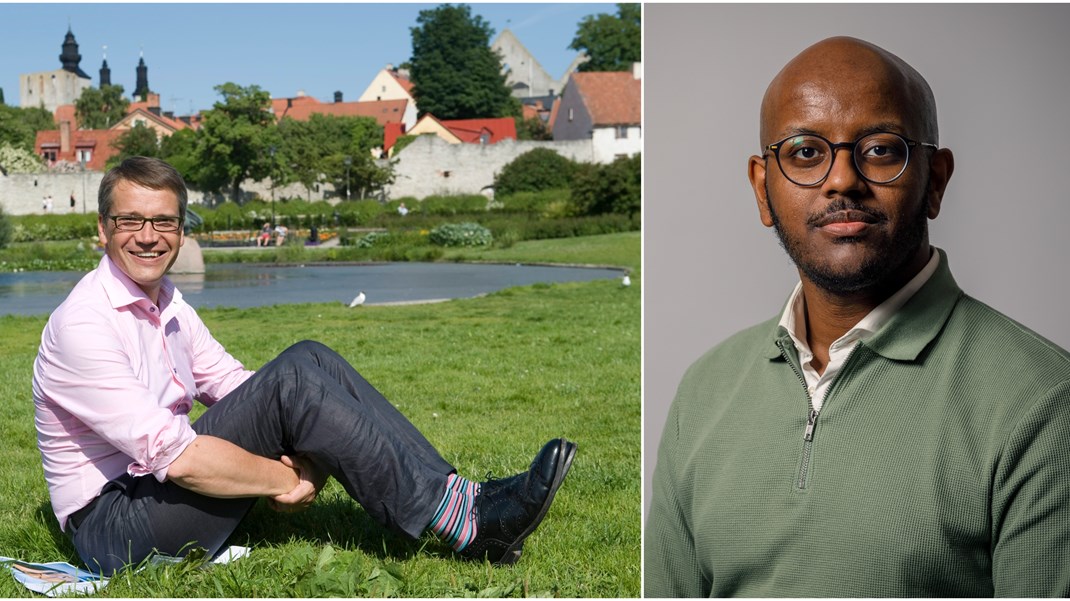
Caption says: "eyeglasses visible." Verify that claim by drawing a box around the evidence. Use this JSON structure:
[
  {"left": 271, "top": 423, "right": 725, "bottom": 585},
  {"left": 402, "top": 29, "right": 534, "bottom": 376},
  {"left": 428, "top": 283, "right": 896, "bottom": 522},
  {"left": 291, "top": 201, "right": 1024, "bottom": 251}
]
[
  {"left": 765, "top": 132, "right": 937, "bottom": 187},
  {"left": 108, "top": 214, "right": 184, "bottom": 233}
]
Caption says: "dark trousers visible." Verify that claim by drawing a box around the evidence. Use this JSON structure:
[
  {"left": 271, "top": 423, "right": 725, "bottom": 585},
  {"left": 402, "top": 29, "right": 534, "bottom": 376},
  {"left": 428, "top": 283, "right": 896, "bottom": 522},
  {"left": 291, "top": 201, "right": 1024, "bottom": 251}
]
[{"left": 67, "top": 340, "right": 454, "bottom": 574}]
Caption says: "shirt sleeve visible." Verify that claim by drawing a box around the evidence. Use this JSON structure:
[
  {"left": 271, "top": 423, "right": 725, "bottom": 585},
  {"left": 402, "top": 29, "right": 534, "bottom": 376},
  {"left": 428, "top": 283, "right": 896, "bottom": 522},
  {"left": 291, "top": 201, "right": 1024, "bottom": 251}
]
[
  {"left": 179, "top": 308, "right": 254, "bottom": 405},
  {"left": 644, "top": 398, "right": 710, "bottom": 598},
  {"left": 36, "top": 310, "right": 196, "bottom": 482},
  {"left": 991, "top": 379, "right": 1070, "bottom": 596}
]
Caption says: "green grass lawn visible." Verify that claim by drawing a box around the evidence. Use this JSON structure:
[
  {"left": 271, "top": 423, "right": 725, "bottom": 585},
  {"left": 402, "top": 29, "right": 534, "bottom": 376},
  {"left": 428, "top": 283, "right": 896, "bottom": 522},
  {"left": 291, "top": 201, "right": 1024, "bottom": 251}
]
[{"left": 0, "top": 233, "right": 640, "bottom": 597}]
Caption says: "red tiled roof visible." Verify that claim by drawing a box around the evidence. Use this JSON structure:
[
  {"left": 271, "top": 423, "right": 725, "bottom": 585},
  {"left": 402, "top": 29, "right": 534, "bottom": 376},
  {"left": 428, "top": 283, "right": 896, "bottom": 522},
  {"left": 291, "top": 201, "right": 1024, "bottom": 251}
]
[
  {"left": 439, "top": 117, "right": 517, "bottom": 144},
  {"left": 390, "top": 71, "right": 415, "bottom": 95},
  {"left": 272, "top": 97, "right": 408, "bottom": 127},
  {"left": 54, "top": 105, "right": 78, "bottom": 129},
  {"left": 383, "top": 122, "right": 406, "bottom": 151},
  {"left": 35, "top": 128, "right": 125, "bottom": 171},
  {"left": 548, "top": 97, "right": 561, "bottom": 130},
  {"left": 570, "top": 71, "right": 641, "bottom": 126}
]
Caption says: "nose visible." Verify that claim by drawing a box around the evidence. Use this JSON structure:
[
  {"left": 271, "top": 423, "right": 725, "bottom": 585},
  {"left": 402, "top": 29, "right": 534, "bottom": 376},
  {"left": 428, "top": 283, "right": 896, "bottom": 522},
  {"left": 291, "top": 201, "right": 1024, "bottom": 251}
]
[
  {"left": 821, "top": 147, "right": 867, "bottom": 197},
  {"left": 132, "top": 223, "right": 159, "bottom": 244}
]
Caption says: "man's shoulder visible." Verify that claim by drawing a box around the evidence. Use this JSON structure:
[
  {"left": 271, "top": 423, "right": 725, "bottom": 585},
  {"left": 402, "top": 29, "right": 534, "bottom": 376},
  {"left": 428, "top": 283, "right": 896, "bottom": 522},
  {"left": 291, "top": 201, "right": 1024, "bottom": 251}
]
[
  {"left": 950, "top": 293, "right": 1070, "bottom": 376},
  {"left": 678, "top": 315, "right": 780, "bottom": 389}
]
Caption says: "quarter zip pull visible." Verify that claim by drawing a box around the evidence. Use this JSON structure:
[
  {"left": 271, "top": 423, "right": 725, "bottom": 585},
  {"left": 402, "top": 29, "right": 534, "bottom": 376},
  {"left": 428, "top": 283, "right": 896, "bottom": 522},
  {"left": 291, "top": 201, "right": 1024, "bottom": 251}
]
[{"left": 803, "top": 408, "right": 818, "bottom": 441}]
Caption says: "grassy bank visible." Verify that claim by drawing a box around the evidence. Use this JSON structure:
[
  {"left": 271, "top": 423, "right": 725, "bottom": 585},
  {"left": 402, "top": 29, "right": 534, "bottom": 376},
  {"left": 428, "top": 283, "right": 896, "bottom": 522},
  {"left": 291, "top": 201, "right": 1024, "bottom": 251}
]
[{"left": 0, "top": 234, "right": 640, "bottom": 597}]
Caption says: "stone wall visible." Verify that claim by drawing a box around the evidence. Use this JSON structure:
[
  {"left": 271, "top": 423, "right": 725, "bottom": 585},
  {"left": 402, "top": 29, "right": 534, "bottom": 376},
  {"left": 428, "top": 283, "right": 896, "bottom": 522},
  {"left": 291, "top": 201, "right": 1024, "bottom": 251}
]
[
  {"left": 0, "top": 136, "right": 598, "bottom": 215},
  {"left": 386, "top": 135, "right": 595, "bottom": 200}
]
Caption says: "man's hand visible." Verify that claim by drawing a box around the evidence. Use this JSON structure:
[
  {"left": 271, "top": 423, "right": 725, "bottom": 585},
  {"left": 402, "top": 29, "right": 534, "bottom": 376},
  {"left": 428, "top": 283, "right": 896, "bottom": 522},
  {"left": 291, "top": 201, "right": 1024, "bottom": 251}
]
[{"left": 268, "top": 454, "right": 328, "bottom": 513}]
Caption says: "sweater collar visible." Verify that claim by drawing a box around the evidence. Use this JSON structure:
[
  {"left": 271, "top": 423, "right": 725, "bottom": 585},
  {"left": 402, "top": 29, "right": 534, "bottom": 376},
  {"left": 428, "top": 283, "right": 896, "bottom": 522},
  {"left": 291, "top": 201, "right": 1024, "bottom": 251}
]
[{"left": 764, "top": 247, "right": 963, "bottom": 362}]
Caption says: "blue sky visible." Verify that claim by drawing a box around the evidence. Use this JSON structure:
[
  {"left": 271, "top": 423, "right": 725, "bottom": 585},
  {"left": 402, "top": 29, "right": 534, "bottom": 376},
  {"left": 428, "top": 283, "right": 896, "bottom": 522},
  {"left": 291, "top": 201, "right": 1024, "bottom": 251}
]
[{"left": 1, "top": 2, "right": 612, "bottom": 114}]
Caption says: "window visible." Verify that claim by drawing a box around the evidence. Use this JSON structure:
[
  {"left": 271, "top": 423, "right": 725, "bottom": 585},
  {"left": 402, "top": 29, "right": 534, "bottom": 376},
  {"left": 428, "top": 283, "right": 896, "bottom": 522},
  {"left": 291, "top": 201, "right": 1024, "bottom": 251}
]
[
  {"left": 615, "top": 126, "right": 628, "bottom": 139},
  {"left": 42, "top": 150, "right": 57, "bottom": 162},
  {"left": 480, "top": 132, "right": 491, "bottom": 145},
  {"left": 568, "top": 108, "right": 574, "bottom": 122},
  {"left": 76, "top": 149, "right": 92, "bottom": 164}
]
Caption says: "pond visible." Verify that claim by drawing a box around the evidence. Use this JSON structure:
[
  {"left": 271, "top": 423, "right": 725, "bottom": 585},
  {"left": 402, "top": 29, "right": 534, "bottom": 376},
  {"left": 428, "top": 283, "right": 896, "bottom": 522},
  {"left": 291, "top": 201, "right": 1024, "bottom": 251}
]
[{"left": 0, "top": 262, "right": 626, "bottom": 317}]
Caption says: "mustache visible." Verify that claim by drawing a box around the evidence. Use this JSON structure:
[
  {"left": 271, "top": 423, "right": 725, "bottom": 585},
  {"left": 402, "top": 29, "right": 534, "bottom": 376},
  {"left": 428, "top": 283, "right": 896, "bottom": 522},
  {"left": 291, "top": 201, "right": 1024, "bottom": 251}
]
[{"left": 806, "top": 199, "right": 887, "bottom": 228}]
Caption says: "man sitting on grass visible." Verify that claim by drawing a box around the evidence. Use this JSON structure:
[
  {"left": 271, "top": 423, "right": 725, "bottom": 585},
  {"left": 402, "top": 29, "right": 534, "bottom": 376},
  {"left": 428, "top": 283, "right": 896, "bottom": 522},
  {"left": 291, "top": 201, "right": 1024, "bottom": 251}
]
[{"left": 32, "top": 156, "right": 576, "bottom": 574}]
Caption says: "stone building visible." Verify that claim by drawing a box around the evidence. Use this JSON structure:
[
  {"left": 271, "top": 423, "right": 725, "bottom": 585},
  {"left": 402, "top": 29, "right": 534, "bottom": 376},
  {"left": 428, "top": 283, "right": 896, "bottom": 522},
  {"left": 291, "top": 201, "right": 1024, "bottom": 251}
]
[{"left": 19, "top": 28, "right": 93, "bottom": 112}]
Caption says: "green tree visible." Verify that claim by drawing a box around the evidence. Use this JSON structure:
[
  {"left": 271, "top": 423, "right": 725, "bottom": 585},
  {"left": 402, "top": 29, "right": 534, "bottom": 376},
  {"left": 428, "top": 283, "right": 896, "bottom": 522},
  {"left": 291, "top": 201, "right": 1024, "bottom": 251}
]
[
  {"left": 514, "top": 116, "right": 552, "bottom": 141},
  {"left": 0, "top": 142, "right": 46, "bottom": 173},
  {"left": 107, "top": 122, "right": 160, "bottom": 169},
  {"left": 409, "top": 4, "right": 514, "bottom": 120},
  {"left": 570, "top": 153, "right": 641, "bottom": 217},
  {"left": 0, "top": 104, "right": 56, "bottom": 152},
  {"left": 570, "top": 3, "right": 641, "bottom": 72},
  {"left": 0, "top": 203, "right": 11, "bottom": 250},
  {"left": 159, "top": 128, "right": 199, "bottom": 182},
  {"left": 75, "top": 85, "right": 130, "bottom": 129},
  {"left": 190, "top": 83, "right": 276, "bottom": 202}
]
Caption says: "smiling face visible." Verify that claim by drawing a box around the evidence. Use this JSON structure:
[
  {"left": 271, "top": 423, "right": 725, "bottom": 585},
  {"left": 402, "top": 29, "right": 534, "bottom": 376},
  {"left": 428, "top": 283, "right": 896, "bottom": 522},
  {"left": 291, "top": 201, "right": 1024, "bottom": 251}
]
[
  {"left": 97, "top": 180, "right": 184, "bottom": 304},
  {"left": 748, "top": 37, "right": 954, "bottom": 296}
]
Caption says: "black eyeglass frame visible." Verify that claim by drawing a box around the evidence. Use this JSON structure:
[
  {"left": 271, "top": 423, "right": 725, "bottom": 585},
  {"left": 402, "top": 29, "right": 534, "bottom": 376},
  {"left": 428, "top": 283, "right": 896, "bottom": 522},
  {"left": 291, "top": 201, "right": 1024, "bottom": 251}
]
[
  {"left": 765, "top": 132, "right": 938, "bottom": 187},
  {"left": 107, "top": 214, "right": 185, "bottom": 233}
]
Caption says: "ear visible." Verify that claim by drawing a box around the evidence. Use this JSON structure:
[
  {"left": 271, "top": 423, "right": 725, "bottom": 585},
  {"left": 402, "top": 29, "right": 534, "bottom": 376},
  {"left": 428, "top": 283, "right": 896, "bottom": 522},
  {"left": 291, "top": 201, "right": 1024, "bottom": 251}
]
[
  {"left": 97, "top": 215, "right": 108, "bottom": 247},
  {"left": 925, "top": 148, "right": 954, "bottom": 219},
  {"left": 748, "top": 154, "right": 775, "bottom": 228}
]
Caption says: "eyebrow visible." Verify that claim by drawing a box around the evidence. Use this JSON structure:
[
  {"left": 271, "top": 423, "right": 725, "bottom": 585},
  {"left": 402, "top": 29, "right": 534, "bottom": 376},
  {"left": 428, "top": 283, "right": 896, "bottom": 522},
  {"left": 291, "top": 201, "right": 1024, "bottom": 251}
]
[{"left": 776, "top": 122, "right": 910, "bottom": 141}]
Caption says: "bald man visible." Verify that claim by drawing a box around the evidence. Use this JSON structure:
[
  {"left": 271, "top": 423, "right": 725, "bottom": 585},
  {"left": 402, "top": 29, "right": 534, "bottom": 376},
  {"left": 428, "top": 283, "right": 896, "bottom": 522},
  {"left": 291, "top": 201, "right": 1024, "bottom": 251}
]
[{"left": 644, "top": 37, "right": 1070, "bottom": 597}]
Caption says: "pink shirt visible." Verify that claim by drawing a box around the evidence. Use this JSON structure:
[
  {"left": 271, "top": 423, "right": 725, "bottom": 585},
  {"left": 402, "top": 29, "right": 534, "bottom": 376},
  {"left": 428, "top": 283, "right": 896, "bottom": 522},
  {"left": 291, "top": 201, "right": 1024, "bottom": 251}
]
[{"left": 32, "top": 256, "right": 254, "bottom": 530}]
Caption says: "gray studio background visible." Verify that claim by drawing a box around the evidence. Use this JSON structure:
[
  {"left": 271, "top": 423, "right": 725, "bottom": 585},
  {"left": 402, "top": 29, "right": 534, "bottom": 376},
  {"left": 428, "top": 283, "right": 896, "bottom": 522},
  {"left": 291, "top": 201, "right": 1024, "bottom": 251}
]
[{"left": 644, "top": 4, "right": 1070, "bottom": 520}]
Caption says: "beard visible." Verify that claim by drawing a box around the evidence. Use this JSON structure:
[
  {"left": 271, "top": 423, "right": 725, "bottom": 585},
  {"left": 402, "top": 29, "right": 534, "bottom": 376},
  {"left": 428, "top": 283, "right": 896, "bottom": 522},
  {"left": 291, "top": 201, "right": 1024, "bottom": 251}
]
[{"left": 766, "top": 180, "right": 930, "bottom": 295}]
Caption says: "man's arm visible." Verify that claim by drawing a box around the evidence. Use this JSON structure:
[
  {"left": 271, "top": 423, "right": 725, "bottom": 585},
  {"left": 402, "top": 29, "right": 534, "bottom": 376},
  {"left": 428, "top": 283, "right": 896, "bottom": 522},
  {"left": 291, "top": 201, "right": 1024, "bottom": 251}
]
[
  {"left": 165, "top": 435, "right": 300, "bottom": 498},
  {"left": 644, "top": 400, "right": 709, "bottom": 597},
  {"left": 991, "top": 380, "right": 1070, "bottom": 596}
]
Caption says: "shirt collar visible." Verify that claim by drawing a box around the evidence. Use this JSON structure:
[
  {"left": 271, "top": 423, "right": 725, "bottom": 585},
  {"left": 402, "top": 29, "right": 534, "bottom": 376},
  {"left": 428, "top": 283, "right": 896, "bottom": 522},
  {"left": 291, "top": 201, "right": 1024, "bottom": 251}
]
[
  {"left": 766, "top": 247, "right": 962, "bottom": 361},
  {"left": 98, "top": 255, "right": 183, "bottom": 317}
]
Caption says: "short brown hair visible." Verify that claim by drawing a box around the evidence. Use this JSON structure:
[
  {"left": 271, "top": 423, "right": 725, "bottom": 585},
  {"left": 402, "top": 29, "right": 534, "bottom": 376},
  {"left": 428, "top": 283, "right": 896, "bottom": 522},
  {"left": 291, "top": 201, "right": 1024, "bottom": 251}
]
[{"left": 98, "top": 157, "right": 188, "bottom": 219}]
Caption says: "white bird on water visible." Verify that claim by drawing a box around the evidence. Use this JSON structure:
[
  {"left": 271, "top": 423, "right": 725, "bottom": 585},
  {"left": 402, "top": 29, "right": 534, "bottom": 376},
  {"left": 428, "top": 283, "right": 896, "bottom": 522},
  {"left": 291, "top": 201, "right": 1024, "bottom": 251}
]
[
  {"left": 621, "top": 275, "right": 631, "bottom": 287},
  {"left": 348, "top": 291, "right": 366, "bottom": 307}
]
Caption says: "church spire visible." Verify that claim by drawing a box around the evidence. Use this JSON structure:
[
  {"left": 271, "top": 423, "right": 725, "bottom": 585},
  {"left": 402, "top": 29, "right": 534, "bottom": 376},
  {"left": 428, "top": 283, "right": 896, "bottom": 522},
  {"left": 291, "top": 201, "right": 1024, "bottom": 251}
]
[
  {"left": 99, "top": 45, "right": 111, "bottom": 87},
  {"left": 59, "top": 26, "right": 90, "bottom": 79},
  {"left": 134, "top": 47, "right": 150, "bottom": 101}
]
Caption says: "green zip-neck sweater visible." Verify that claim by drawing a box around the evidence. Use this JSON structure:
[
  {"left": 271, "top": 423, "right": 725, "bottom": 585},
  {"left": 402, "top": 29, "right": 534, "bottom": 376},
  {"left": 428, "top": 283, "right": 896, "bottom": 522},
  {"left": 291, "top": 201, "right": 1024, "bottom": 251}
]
[{"left": 645, "top": 250, "right": 1070, "bottom": 597}]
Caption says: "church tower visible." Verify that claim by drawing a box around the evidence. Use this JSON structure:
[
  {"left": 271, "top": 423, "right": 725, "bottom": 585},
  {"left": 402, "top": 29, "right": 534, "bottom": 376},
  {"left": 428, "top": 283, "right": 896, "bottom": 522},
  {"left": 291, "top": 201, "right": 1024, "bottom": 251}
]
[
  {"left": 99, "top": 46, "right": 111, "bottom": 87},
  {"left": 134, "top": 51, "right": 150, "bottom": 101},
  {"left": 59, "top": 27, "right": 90, "bottom": 78}
]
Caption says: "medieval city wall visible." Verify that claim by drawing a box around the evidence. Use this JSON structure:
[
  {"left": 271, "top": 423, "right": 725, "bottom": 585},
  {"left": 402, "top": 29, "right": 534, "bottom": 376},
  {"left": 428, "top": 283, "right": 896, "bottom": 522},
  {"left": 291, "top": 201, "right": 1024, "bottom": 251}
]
[{"left": 0, "top": 137, "right": 596, "bottom": 215}]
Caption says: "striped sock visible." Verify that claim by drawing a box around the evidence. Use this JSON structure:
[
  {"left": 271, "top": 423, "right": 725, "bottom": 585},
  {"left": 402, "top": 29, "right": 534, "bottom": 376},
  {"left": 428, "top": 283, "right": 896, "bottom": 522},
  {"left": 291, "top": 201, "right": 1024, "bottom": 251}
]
[{"left": 428, "top": 473, "right": 480, "bottom": 552}]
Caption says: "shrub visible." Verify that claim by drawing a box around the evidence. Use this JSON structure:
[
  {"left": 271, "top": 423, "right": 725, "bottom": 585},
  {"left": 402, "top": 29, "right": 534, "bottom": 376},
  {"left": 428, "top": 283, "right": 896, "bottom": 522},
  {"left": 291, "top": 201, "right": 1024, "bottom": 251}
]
[
  {"left": 570, "top": 153, "right": 641, "bottom": 217},
  {"left": 0, "top": 205, "right": 11, "bottom": 249},
  {"left": 428, "top": 222, "right": 493, "bottom": 247},
  {"left": 494, "top": 148, "right": 579, "bottom": 197},
  {"left": 356, "top": 231, "right": 391, "bottom": 248},
  {"left": 494, "top": 188, "right": 571, "bottom": 215},
  {"left": 420, "top": 195, "right": 488, "bottom": 216},
  {"left": 9, "top": 213, "right": 98, "bottom": 242}
]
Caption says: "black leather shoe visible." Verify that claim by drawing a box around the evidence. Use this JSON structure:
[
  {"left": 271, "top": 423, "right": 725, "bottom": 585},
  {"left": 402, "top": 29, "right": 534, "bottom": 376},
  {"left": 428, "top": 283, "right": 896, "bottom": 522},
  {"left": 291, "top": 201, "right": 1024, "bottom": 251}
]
[{"left": 459, "top": 438, "right": 577, "bottom": 565}]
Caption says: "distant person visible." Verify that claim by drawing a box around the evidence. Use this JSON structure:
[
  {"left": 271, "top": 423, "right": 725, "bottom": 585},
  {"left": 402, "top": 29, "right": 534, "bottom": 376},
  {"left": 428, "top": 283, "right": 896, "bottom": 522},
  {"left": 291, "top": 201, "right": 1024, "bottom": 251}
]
[
  {"left": 32, "top": 157, "right": 576, "bottom": 574},
  {"left": 307, "top": 225, "right": 319, "bottom": 246},
  {"left": 398, "top": 202, "right": 409, "bottom": 216},
  {"left": 274, "top": 223, "right": 288, "bottom": 246},
  {"left": 256, "top": 223, "right": 271, "bottom": 247},
  {"left": 70, "top": 192, "right": 77, "bottom": 212}
]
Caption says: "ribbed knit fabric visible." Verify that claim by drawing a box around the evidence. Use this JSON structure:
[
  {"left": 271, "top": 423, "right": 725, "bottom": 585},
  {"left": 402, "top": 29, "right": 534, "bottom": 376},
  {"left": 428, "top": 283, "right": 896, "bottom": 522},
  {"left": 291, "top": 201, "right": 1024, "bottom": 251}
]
[
  {"left": 428, "top": 473, "right": 479, "bottom": 552},
  {"left": 645, "top": 249, "right": 1070, "bottom": 597}
]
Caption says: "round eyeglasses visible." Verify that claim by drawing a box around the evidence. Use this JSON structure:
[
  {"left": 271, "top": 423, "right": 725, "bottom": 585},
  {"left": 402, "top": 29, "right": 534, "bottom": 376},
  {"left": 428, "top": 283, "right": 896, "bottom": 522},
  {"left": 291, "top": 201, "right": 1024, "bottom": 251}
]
[
  {"left": 765, "top": 132, "right": 937, "bottom": 187},
  {"left": 108, "top": 215, "right": 184, "bottom": 233}
]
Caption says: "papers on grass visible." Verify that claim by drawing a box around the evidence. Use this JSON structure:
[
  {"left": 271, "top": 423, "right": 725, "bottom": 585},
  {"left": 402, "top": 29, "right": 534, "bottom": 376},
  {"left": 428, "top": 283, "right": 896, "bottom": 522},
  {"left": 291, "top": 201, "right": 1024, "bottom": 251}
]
[{"left": 1, "top": 545, "right": 249, "bottom": 597}]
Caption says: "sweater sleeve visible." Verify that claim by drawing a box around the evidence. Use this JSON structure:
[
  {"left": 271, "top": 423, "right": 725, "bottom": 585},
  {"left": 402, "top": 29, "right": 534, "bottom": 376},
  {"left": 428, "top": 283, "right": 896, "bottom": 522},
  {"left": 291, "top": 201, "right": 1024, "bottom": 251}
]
[
  {"left": 645, "top": 397, "right": 709, "bottom": 597},
  {"left": 991, "top": 379, "right": 1070, "bottom": 597}
]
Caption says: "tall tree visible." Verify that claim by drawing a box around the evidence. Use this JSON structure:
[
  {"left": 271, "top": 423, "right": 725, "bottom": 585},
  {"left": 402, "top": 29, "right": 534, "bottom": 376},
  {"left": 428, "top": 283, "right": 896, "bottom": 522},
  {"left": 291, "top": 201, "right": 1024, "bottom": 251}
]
[
  {"left": 75, "top": 85, "right": 130, "bottom": 129},
  {"left": 191, "top": 83, "right": 277, "bottom": 202},
  {"left": 0, "top": 104, "right": 56, "bottom": 152},
  {"left": 409, "top": 4, "right": 513, "bottom": 120},
  {"left": 107, "top": 122, "right": 160, "bottom": 169},
  {"left": 570, "top": 3, "right": 642, "bottom": 72}
]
